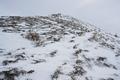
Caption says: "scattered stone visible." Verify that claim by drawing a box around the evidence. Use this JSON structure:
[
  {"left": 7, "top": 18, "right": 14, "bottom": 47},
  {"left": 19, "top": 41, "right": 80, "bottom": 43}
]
[
  {"left": 2, "top": 59, "right": 18, "bottom": 66},
  {"left": 0, "top": 68, "right": 34, "bottom": 80},
  {"left": 32, "top": 59, "right": 46, "bottom": 64},
  {"left": 49, "top": 50, "right": 57, "bottom": 57},
  {"left": 51, "top": 69, "right": 63, "bottom": 80}
]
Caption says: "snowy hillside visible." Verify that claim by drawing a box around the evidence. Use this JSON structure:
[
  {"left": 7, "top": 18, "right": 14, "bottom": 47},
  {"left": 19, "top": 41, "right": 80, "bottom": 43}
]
[{"left": 0, "top": 14, "right": 120, "bottom": 80}]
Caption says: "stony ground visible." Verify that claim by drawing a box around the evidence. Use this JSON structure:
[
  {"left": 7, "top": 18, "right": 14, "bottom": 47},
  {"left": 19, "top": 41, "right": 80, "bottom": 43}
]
[{"left": 0, "top": 14, "right": 120, "bottom": 80}]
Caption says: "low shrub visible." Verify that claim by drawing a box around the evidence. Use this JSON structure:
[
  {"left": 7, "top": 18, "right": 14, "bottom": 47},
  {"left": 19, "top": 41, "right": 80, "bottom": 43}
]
[{"left": 25, "top": 32, "right": 40, "bottom": 41}]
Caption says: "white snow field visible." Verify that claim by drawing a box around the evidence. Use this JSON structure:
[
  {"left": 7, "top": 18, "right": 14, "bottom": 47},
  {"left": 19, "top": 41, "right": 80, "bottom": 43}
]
[{"left": 0, "top": 14, "right": 120, "bottom": 80}]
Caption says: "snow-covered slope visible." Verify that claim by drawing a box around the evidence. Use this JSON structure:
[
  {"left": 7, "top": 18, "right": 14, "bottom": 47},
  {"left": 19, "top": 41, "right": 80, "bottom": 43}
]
[{"left": 0, "top": 14, "right": 120, "bottom": 80}]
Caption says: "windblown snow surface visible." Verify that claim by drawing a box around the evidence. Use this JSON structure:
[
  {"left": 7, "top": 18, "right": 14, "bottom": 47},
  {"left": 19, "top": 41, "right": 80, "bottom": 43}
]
[{"left": 0, "top": 14, "right": 120, "bottom": 80}]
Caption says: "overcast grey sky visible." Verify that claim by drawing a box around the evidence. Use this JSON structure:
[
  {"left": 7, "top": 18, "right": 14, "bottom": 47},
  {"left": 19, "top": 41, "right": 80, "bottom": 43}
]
[{"left": 0, "top": 0, "right": 120, "bottom": 34}]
